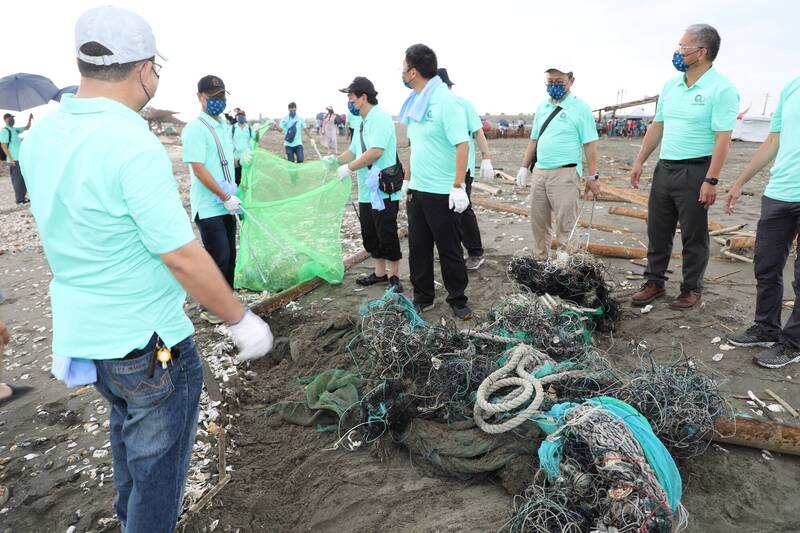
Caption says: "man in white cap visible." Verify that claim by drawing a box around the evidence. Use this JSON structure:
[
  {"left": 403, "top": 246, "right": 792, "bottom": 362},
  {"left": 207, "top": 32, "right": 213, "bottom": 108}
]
[
  {"left": 19, "top": 7, "right": 273, "bottom": 532},
  {"left": 516, "top": 62, "right": 600, "bottom": 258}
]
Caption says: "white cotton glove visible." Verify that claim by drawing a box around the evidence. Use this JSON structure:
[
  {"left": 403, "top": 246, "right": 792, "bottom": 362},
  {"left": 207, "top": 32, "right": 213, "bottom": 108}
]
[
  {"left": 241, "top": 149, "right": 254, "bottom": 167},
  {"left": 223, "top": 195, "right": 241, "bottom": 213},
  {"left": 337, "top": 164, "right": 352, "bottom": 179},
  {"left": 516, "top": 166, "right": 530, "bottom": 187},
  {"left": 449, "top": 185, "right": 470, "bottom": 213},
  {"left": 323, "top": 154, "right": 337, "bottom": 164},
  {"left": 400, "top": 180, "right": 410, "bottom": 202},
  {"left": 228, "top": 309, "right": 274, "bottom": 362},
  {"left": 479, "top": 159, "right": 494, "bottom": 181}
]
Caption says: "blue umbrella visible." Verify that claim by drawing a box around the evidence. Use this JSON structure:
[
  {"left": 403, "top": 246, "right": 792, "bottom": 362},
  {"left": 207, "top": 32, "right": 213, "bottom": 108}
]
[
  {"left": 53, "top": 85, "right": 79, "bottom": 102},
  {"left": 0, "top": 73, "right": 59, "bottom": 111}
]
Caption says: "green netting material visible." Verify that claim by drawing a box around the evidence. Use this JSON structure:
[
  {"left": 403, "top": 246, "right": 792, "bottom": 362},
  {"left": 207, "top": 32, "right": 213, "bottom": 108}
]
[{"left": 234, "top": 149, "right": 352, "bottom": 292}]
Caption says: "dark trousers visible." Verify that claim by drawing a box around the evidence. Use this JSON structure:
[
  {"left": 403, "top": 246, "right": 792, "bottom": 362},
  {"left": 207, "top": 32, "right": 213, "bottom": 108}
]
[
  {"left": 457, "top": 171, "right": 484, "bottom": 257},
  {"left": 9, "top": 162, "right": 27, "bottom": 203},
  {"left": 195, "top": 214, "right": 237, "bottom": 288},
  {"left": 645, "top": 157, "right": 711, "bottom": 292},
  {"left": 407, "top": 189, "right": 468, "bottom": 307},
  {"left": 285, "top": 145, "right": 304, "bottom": 163},
  {"left": 234, "top": 164, "right": 242, "bottom": 186},
  {"left": 753, "top": 196, "right": 800, "bottom": 347},
  {"left": 359, "top": 200, "right": 402, "bottom": 261}
]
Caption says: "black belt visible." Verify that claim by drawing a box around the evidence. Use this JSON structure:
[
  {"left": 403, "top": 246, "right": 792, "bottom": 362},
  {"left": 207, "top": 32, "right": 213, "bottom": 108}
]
[
  {"left": 123, "top": 333, "right": 160, "bottom": 360},
  {"left": 560, "top": 163, "right": 577, "bottom": 168},
  {"left": 660, "top": 156, "right": 711, "bottom": 165}
]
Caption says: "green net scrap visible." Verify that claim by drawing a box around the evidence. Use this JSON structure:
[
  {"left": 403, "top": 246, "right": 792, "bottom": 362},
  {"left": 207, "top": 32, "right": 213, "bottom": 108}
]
[{"left": 234, "top": 149, "right": 352, "bottom": 292}]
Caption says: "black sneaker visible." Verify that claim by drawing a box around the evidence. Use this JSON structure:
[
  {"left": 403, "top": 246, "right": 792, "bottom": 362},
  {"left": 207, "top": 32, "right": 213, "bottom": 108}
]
[
  {"left": 728, "top": 323, "right": 779, "bottom": 348},
  {"left": 465, "top": 256, "right": 485, "bottom": 271},
  {"left": 451, "top": 304, "right": 473, "bottom": 321},
  {"left": 753, "top": 342, "right": 800, "bottom": 369},
  {"left": 388, "top": 276, "right": 403, "bottom": 293},
  {"left": 356, "top": 273, "right": 388, "bottom": 286},
  {"left": 414, "top": 301, "right": 435, "bottom": 314}
]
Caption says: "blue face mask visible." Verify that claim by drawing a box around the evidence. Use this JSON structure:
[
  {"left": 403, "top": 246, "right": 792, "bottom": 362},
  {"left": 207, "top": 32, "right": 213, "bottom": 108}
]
[
  {"left": 289, "top": 110, "right": 296, "bottom": 118},
  {"left": 546, "top": 83, "right": 567, "bottom": 100},
  {"left": 206, "top": 98, "right": 226, "bottom": 116},
  {"left": 672, "top": 51, "right": 689, "bottom": 72},
  {"left": 402, "top": 73, "right": 412, "bottom": 89},
  {"left": 347, "top": 100, "right": 360, "bottom": 116},
  {"left": 237, "top": 115, "right": 246, "bottom": 124}
]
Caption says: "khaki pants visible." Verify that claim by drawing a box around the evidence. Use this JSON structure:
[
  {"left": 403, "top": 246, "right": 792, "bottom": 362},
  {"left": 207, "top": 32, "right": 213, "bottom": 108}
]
[{"left": 529, "top": 167, "right": 580, "bottom": 258}]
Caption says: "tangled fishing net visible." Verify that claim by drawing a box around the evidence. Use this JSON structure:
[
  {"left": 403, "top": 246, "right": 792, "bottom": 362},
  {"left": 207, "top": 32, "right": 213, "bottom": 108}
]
[
  {"left": 234, "top": 149, "right": 352, "bottom": 292},
  {"left": 508, "top": 398, "right": 688, "bottom": 533},
  {"left": 509, "top": 253, "right": 621, "bottom": 330}
]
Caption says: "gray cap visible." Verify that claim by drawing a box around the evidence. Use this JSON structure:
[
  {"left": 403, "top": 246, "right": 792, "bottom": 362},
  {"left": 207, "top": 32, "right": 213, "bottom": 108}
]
[{"left": 75, "top": 6, "right": 166, "bottom": 66}]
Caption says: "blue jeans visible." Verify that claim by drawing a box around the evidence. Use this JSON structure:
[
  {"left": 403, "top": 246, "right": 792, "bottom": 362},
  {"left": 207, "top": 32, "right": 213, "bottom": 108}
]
[
  {"left": 285, "top": 144, "right": 304, "bottom": 163},
  {"left": 93, "top": 335, "right": 203, "bottom": 533}
]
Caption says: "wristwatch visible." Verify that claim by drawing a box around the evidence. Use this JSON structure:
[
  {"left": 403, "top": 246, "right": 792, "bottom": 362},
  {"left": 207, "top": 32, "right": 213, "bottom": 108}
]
[
  {"left": 704, "top": 177, "right": 719, "bottom": 185},
  {"left": 587, "top": 174, "right": 599, "bottom": 181}
]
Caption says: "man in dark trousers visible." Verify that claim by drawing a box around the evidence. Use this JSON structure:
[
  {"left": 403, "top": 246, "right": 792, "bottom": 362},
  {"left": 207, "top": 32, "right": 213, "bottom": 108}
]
[
  {"left": 398, "top": 44, "right": 472, "bottom": 319},
  {"left": 725, "top": 75, "right": 800, "bottom": 369},
  {"left": 630, "top": 24, "right": 739, "bottom": 310},
  {"left": 181, "top": 75, "right": 241, "bottom": 324},
  {"left": 1, "top": 112, "right": 33, "bottom": 204}
]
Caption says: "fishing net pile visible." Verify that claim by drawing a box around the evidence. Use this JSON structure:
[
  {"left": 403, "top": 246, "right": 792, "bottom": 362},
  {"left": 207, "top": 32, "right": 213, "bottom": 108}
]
[
  {"left": 234, "top": 149, "right": 351, "bottom": 292},
  {"left": 508, "top": 253, "right": 621, "bottom": 330},
  {"left": 269, "top": 255, "right": 731, "bottom": 531}
]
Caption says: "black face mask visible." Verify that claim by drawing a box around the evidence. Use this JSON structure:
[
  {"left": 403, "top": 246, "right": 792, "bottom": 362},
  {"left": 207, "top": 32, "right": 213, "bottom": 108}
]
[
  {"left": 6, "top": 119, "right": 14, "bottom": 127},
  {"left": 138, "top": 68, "right": 154, "bottom": 112}
]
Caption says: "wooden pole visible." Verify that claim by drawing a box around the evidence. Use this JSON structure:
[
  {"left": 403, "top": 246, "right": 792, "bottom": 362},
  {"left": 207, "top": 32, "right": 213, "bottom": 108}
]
[
  {"left": 609, "top": 206, "right": 648, "bottom": 221},
  {"left": 601, "top": 184, "right": 650, "bottom": 207},
  {"left": 251, "top": 228, "right": 408, "bottom": 317},
  {"left": 725, "top": 236, "right": 757, "bottom": 250},
  {"left": 712, "top": 416, "right": 800, "bottom": 456},
  {"left": 471, "top": 181, "right": 501, "bottom": 195},
  {"left": 608, "top": 206, "right": 728, "bottom": 231},
  {"left": 470, "top": 196, "right": 632, "bottom": 234}
]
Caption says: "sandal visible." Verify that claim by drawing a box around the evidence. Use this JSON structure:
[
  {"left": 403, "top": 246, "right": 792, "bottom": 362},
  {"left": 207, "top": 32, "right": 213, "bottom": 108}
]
[
  {"left": 0, "top": 384, "right": 33, "bottom": 407},
  {"left": 356, "top": 273, "right": 388, "bottom": 287}
]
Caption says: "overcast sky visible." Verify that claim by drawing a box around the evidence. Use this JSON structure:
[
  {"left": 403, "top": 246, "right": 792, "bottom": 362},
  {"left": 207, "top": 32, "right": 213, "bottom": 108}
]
[{"left": 4, "top": 0, "right": 798, "bottom": 122}]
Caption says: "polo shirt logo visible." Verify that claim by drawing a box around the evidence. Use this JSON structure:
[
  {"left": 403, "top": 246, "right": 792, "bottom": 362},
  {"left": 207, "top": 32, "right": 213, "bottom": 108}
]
[
  {"left": 424, "top": 109, "right": 433, "bottom": 121},
  {"left": 693, "top": 94, "right": 706, "bottom": 105},
  {"left": 559, "top": 112, "right": 568, "bottom": 120}
]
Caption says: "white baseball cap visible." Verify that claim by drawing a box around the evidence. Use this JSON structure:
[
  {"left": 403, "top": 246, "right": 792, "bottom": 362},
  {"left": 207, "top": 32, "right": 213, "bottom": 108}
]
[{"left": 75, "top": 6, "right": 166, "bottom": 66}]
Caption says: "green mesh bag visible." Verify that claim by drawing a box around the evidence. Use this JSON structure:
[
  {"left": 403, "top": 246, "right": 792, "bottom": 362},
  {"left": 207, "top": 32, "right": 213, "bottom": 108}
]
[{"left": 234, "top": 149, "right": 352, "bottom": 292}]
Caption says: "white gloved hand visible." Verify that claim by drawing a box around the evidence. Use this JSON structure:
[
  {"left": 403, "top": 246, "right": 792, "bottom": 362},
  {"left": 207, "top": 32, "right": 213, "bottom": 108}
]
[
  {"left": 323, "top": 154, "right": 338, "bottom": 164},
  {"left": 337, "top": 164, "right": 352, "bottom": 179},
  {"left": 223, "top": 195, "right": 241, "bottom": 213},
  {"left": 479, "top": 159, "right": 494, "bottom": 181},
  {"left": 228, "top": 309, "right": 273, "bottom": 362},
  {"left": 449, "top": 185, "right": 470, "bottom": 213},
  {"left": 516, "top": 166, "right": 530, "bottom": 187},
  {"left": 400, "top": 181, "right": 410, "bottom": 202},
  {"left": 241, "top": 149, "right": 254, "bottom": 167}
]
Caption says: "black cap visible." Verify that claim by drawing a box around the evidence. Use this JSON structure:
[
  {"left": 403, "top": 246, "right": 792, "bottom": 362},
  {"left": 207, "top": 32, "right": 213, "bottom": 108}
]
[
  {"left": 339, "top": 76, "right": 378, "bottom": 96},
  {"left": 197, "top": 75, "right": 229, "bottom": 95},
  {"left": 437, "top": 68, "right": 454, "bottom": 86},
  {"left": 2, "top": 113, "right": 11, "bottom": 120}
]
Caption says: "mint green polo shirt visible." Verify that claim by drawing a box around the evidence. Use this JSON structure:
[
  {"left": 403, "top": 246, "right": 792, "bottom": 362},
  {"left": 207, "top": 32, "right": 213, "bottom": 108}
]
[
  {"left": 654, "top": 67, "right": 739, "bottom": 160},
  {"left": 406, "top": 83, "right": 470, "bottom": 194},
  {"left": 0, "top": 125, "right": 24, "bottom": 160},
  {"left": 765, "top": 76, "right": 800, "bottom": 202},
  {"left": 18, "top": 95, "right": 195, "bottom": 359},
  {"left": 182, "top": 113, "right": 235, "bottom": 220},
  {"left": 456, "top": 95, "right": 483, "bottom": 175},
  {"left": 347, "top": 112, "right": 361, "bottom": 132},
  {"left": 350, "top": 105, "right": 401, "bottom": 203},
  {"left": 531, "top": 92, "right": 598, "bottom": 176},
  {"left": 279, "top": 115, "right": 306, "bottom": 147},
  {"left": 232, "top": 123, "right": 253, "bottom": 159}
]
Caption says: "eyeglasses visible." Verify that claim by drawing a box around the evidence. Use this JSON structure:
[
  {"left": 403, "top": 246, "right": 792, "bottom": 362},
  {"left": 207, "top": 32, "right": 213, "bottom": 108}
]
[
  {"left": 676, "top": 44, "right": 704, "bottom": 52},
  {"left": 544, "top": 81, "right": 567, "bottom": 86},
  {"left": 151, "top": 61, "right": 162, "bottom": 79}
]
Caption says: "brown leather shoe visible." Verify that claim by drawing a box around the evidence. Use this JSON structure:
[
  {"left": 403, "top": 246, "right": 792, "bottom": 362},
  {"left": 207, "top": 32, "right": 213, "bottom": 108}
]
[
  {"left": 668, "top": 290, "right": 702, "bottom": 310},
  {"left": 631, "top": 281, "right": 666, "bottom": 307}
]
